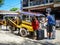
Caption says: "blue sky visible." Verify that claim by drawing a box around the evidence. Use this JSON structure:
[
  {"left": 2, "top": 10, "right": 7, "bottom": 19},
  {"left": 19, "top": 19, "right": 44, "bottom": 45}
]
[{"left": 0, "top": 0, "right": 22, "bottom": 10}]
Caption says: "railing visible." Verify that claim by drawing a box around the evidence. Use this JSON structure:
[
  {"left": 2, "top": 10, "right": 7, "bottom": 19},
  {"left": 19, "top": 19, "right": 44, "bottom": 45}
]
[
  {"left": 30, "top": 0, "right": 54, "bottom": 6},
  {"left": 23, "top": 0, "right": 54, "bottom": 7}
]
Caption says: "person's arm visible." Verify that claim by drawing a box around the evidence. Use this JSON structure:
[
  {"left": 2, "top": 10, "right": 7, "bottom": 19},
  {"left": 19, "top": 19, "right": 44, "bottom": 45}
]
[
  {"left": 40, "top": 18, "right": 48, "bottom": 23},
  {"left": 45, "top": 18, "right": 48, "bottom": 22}
]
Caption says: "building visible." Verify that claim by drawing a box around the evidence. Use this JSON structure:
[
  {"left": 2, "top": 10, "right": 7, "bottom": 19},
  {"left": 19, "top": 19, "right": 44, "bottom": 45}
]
[
  {"left": 23, "top": 0, "right": 53, "bottom": 12},
  {"left": 23, "top": 0, "right": 60, "bottom": 20},
  {"left": 54, "top": 0, "right": 60, "bottom": 20}
]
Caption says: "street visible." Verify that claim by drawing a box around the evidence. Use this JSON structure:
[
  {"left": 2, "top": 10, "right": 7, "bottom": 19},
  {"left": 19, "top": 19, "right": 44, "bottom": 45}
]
[{"left": 0, "top": 29, "right": 60, "bottom": 45}]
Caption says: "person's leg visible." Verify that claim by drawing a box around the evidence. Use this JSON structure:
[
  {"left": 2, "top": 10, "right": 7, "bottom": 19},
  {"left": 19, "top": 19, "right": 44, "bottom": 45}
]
[
  {"left": 36, "top": 30, "right": 39, "bottom": 40},
  {"left": 49, "top": 32, "right": 52, "bottom": 39},
  {"left": 34, "top": 30, "right": 39, "bottom": 40},
  {"left": 33, "top": 30, "right": 37, "bottom": 39},
  {"left": 49, "top": 25, "right": 53, "bottom": 39},
  {"left": 47, "top": 32, "right": 49, "bottom": 38},
  {"left": 47, "top": 26, "right": 49, "bottom": 38}
]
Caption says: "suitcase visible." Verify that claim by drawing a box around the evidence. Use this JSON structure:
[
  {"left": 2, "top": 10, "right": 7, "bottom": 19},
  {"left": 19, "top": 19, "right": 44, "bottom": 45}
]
[
  {"left": 37, "top": 30, "right": 44, "bottom": 40},
  {"left": 52, "top": 26, "right": 56, "bottom": 39}
]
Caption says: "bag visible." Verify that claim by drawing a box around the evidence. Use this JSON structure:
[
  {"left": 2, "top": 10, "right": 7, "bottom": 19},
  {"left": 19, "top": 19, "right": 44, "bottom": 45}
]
[
  {"left": 37, "top": 30, "right": 44, "bottom": 40},
  {"left": 52, "top": 26, "right": 56, "bottom": 39}
]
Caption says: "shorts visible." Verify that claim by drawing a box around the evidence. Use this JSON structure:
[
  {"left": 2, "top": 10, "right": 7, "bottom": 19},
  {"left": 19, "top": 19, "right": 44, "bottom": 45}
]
[{"left": 47, "top": 25, "right": 53, "bottom": 33}]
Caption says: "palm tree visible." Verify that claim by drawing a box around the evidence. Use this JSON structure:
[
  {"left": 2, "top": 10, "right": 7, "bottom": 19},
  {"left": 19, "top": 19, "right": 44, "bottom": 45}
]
[{"left": 0, "top": 0, "right": 4, "bottom": 7}]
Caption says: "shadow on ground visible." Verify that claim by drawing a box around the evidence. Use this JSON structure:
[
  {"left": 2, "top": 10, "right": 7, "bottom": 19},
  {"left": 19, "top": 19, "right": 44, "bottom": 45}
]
[
  {"left": 0, "top": 43, "right": 20, "bottom": 45},
  {"left": 0, "top": 41, "right": 56, "bottom": 45}
]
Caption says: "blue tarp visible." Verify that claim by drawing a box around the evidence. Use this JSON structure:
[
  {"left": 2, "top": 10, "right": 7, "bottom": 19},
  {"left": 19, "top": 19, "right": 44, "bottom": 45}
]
[
  {"left": 4, "top": 14, "right": 17, "bottom": 17},
  {"left": 21, "top": 12, "right": 45, "bottom": 16},
  {"left": 3, "top": 14, "right": 17, "bottom": 19},
  {"left": 3, "top": 12, "right": 45, "bottom": 19}
]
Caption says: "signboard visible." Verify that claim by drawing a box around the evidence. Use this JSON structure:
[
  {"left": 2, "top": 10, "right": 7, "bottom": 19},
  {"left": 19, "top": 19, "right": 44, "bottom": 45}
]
[
  {"left": 54, "top": 4, "right": 60, "bottom": 7},
  {"left": 55, "top": 0, "right": 60, "bottom": 2},
  {"left": 54, "top": 0, "right": 60, "bottom": 7}
]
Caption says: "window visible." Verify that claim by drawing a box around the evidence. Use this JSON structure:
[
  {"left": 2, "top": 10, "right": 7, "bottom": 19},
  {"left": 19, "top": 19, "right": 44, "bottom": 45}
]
[{"left": 23, "top": 0, "right": 28, "bottom": 7}]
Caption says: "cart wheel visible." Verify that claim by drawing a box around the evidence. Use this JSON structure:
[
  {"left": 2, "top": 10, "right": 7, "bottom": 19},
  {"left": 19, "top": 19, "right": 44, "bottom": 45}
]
[{"left": 19, "top": 28, "right": 28, "bottom": 37}]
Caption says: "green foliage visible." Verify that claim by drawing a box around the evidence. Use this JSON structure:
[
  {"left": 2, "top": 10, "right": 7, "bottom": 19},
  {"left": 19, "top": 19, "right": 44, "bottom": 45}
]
[
  {"left": 10, "top": 8, "right": 19, "bottom": 11},
  {"left": 0, "top": 0, "right": 4, "bottom": 7}
]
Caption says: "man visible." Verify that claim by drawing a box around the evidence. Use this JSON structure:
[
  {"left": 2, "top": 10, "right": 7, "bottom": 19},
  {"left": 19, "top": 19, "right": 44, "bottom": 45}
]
[{"left": 46, "top": 13, "right": 55, "bottom": 39}]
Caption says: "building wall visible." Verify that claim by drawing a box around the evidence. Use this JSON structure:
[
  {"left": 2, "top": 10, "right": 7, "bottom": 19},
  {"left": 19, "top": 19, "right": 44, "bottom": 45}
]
[
  {"left": 23, "top": 0, "right": 54, "bottom": 7},
  {"left": 23, "top": 0, "right": 60, "bottom": 20}
]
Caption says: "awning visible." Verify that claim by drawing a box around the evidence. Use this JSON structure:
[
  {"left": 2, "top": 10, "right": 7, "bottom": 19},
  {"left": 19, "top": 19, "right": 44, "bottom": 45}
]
[
  {"left": 21, "top": 11, "right": 45, "bottom": 16},
  {"left": 3, "top": 14, "right": 18, "bottom": 19}
]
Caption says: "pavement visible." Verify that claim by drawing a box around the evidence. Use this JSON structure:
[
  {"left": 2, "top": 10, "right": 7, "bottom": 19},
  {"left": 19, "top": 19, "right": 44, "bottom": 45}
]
[{"left": 0, "top": 27, "right": 60, "bottom": 45}]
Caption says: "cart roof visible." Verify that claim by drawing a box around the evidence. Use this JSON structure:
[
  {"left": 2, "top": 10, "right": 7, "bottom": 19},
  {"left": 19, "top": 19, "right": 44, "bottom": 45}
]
[{"left": 21, "top": 12, "right": 45, "bottom": 17}]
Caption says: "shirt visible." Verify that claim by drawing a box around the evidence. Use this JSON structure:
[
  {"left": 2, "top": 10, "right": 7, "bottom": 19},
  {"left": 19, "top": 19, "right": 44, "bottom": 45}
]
[
  {"left": 32, "top": 19, "right": 39, "bottom": 30},
  {"left": 47, "top": 15, "right": 55, "bottom": 25}
]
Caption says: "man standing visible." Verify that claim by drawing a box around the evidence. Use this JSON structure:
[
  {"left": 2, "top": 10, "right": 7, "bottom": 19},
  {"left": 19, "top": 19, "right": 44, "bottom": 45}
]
[{"left": 46, "top": 13, "right": 55, "bottom": 39}]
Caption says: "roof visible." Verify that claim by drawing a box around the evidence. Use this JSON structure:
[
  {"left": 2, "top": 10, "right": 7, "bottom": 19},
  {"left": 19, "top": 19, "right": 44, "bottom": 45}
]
[
  {"left": 21, "top": 11, "right": 45, "bottom": 16},
  {"left": 0, "top": 10, "right": 45, "bottom": 17},
  {"left": 0, "top": 10, "right": 18, "bottom": 14}
]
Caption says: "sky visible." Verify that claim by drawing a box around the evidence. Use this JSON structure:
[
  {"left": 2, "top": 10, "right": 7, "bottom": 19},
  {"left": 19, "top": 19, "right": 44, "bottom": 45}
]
[{"left": 0, "top": 0, "right": 22, "bottom": 10}]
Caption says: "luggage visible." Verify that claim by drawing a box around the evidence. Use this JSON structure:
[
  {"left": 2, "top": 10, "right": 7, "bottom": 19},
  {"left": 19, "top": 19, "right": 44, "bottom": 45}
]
[
  {"left": 52, "top": 26, "right": 56, "bottom": 39},
  {"left": 37, "top": 30, "right": 44, "bottom": 40}
]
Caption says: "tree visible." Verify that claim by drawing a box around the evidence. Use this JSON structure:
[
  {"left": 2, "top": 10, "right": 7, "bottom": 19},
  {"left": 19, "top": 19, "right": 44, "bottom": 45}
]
[
  {"left": 0, "top": 0, "right": 4, "bottom": 7},
  {"left": 10, "top": 8, "right": 19, "bottom": 11}
]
